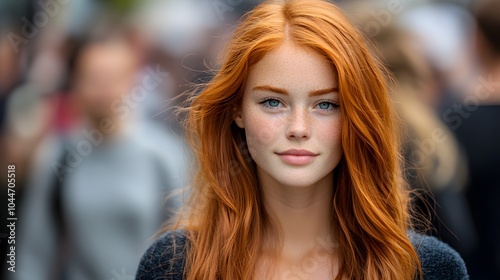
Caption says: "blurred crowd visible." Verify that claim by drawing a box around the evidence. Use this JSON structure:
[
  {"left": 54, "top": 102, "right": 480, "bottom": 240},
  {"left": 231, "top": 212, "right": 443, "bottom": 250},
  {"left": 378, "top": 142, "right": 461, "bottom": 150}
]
[{"left": 0, "top": 0, "right": 499, "bottom": 279}]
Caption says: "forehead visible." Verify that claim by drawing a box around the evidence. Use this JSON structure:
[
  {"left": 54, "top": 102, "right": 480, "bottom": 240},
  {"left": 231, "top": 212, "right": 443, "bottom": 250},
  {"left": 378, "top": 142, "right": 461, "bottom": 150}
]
[
  {"left": 245, "top": 42, "right": 338, "bottom": 92},
  {"left": 78, "top": 42, "right": 136, "bottom": 73}
]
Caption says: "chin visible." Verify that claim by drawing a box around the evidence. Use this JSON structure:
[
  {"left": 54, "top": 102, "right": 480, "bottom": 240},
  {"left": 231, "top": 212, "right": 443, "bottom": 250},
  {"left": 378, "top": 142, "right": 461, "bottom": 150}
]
[
  {"left": 273, "top": 172, "right": 331, "bottom": 188},
  {"left": 280, "top": 181, "right": 320, "bottom": 188},
  {"left": 257, "top": 162, "right": 333, "bottom": 188}
]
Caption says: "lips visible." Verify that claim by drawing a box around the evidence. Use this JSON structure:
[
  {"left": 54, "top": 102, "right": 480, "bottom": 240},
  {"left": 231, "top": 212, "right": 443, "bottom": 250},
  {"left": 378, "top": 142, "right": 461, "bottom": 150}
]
[{"left": 276, "top": 149, "right": 318, "bottom": 165}]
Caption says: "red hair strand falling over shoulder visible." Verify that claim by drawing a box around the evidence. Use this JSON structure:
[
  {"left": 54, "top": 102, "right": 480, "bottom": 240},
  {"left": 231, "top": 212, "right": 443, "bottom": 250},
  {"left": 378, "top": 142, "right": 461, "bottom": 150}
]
[{"left": 170, "top": 0, "right": 422, "bottom": 279}]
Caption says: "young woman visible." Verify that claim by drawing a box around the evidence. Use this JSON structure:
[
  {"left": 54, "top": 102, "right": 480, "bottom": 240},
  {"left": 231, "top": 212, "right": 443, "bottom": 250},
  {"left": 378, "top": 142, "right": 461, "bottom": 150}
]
[{"left": 136, "top": 0, "right": 468, "bottom": 279}]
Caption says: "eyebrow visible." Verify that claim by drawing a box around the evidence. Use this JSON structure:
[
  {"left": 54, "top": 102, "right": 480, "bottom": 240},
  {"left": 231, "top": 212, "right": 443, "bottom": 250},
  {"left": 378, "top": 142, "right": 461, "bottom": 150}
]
[{"left": 252, "top": 85, "right": 339, "bottom": 96}]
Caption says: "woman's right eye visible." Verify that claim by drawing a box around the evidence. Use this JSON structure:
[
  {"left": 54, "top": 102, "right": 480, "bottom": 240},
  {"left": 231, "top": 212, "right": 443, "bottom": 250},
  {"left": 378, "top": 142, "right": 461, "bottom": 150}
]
[{"left": 260, "top": 98, "right": 283, "bottom": 109}]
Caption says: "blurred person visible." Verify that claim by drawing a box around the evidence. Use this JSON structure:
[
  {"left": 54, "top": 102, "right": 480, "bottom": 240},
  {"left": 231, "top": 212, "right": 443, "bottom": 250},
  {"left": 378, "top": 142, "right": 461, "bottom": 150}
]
[
  {"left": 450, "top": 0, "right": 500, "bottom": 278},
  {"left": 129, "top": 0, "right": 224, "bottom": 135},
  {"left": 343, "top": 0, "right": 477, "bottom": 270},
  {"left": 0, "top": 27, "right": 44, "bottom": 271},
  {"left": 137, "top": 1, "right": 467, "bottom": 279},
  {"left": 398, "top": 0, "right": 476, "bottom": 109},
  {"left": 10, "top": 37, "right": 188, "bottom": 280},
  {"left": 0, "top": 84, "right": 57, "bottom": 278},
  {"left": 0, "top": 28, "right": 25, "bottom": 136}
]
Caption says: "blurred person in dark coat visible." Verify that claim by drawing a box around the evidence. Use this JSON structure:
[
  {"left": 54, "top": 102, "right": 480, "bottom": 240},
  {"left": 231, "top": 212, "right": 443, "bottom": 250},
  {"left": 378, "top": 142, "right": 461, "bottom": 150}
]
[
  {"left": 10, "top": 36, "right": 188, "bottom": 280},
  {"left": 451, "top": 0, "right": 500, "bottom": 278},
  {"left": 343, "top": 0, "right": 476, "bottom": 268}
]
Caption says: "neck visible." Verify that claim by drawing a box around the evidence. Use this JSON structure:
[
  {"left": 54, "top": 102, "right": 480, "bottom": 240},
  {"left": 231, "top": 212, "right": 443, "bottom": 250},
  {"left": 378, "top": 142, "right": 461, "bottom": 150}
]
[
  {"left": 259, "top": 169, "right": 336, "bottom": 261},
  {"left": 87, "top": 114, "right": 124, "bottom": 141}
]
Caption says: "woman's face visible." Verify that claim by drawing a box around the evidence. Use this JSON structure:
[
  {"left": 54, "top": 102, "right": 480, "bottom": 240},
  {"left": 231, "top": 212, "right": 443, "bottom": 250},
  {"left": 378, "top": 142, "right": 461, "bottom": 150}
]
[{"left": 234, "top": 42, "right": 343, "bottom": 188}]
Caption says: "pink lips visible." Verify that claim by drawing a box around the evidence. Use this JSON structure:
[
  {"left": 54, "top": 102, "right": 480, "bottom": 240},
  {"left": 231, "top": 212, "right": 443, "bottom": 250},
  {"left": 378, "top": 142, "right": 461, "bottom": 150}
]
[{"left": 276, "top": 149, "right": 318, "bottom": 165}]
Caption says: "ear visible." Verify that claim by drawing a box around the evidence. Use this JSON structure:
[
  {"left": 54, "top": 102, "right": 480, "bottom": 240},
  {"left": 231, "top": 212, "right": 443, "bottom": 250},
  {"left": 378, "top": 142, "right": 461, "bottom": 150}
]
[{"left": 233, "top": 107, "right": 245, "bottom": 128}]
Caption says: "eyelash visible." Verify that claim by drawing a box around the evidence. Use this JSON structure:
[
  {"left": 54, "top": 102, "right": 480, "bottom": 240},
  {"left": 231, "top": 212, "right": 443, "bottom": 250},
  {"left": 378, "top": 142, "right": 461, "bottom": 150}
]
[
  {"left": 259, "top": 98, "right": 284, "bottom": 110},
  {"left": 259, "top": 98, "right": 339, "bottom": 111}
]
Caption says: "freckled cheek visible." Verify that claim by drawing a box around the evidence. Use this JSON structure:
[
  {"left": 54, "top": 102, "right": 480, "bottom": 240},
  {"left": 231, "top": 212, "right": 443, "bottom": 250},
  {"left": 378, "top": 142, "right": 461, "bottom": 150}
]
[
  {"left": 244, "top": 112, "right": 282, "bottom": 153},
  {"left": 318, "top": 118, "right": 342, "bottom": 153}
]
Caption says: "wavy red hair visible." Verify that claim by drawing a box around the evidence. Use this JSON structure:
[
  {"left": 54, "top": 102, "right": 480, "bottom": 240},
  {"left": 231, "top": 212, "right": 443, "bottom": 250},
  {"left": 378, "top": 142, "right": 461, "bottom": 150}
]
[{"left": 169, "top": 0, "right": 422, "bottom": 279}]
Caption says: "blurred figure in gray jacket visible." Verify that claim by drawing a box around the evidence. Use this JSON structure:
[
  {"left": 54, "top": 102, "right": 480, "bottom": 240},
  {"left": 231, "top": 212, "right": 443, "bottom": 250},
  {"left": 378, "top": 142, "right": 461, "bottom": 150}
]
[{"left": 10, "top": 36, "right": 188, "bottom": 280}]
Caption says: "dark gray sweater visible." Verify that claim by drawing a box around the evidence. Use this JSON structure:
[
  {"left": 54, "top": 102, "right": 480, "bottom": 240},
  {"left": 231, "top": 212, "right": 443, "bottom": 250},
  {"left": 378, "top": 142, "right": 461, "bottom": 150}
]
[{"left": 136, "top": 230, "right": 468, "bottom": 280}]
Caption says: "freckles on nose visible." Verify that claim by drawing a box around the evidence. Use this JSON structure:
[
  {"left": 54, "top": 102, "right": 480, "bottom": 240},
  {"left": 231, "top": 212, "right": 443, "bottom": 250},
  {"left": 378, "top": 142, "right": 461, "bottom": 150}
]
[{"left": 286, "top": 109, "right": 311, "bottom": 133}]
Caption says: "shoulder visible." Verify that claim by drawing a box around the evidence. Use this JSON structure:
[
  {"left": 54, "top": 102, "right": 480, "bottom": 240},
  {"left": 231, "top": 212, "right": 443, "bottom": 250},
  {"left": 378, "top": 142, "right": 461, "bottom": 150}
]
[
  {"left": 136, "top": 229, "right": 189, "bottom": 280},
  {"left": 408, "top": 231, "right": 469, "bottom": 280}
]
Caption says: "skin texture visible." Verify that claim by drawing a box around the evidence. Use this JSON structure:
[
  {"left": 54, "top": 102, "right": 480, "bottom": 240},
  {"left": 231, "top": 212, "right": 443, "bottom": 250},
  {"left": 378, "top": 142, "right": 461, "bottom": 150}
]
[
  {"left": 234, "top": 41, "right": 342, "bottom": 189},
  {"left": 234, "top": 41, "right": 343, "bottom": 279}
]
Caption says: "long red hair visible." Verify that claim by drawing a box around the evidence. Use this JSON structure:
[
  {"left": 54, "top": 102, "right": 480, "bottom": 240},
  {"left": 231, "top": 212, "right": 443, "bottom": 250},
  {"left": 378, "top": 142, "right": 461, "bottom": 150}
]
[{"left": 169, "top": 0, "right": 421, "bottom": 279}]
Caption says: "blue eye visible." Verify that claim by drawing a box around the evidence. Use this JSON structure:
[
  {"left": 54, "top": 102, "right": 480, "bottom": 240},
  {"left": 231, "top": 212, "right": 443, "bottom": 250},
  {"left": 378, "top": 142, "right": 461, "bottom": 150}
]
[
  {"left": 267, "top": 99, "right": 280, "bottom": 107},
  {"left": 317, "top": 101, "right": 337, "bottom": 111},
  {"left": 318, "top": 102, "right": 331, "bottom": 110},
  {"left": 260, "top": 98, "right": 282, "bottom": 108}
]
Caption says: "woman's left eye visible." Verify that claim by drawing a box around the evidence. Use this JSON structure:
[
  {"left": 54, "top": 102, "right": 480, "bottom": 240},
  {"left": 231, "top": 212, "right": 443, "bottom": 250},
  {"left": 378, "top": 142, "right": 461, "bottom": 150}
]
[{"left": 316, "top": 101, "right": 338, "bottom": 111}]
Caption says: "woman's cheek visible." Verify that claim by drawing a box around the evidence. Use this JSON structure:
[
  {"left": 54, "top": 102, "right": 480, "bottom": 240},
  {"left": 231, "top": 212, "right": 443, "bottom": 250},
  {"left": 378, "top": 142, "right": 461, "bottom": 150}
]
[
  {"left": 321, "top": 119, "right": 342, "bottom": 154},
  {"left": 244, "top": 113, "right": 280, "bottom": 156}
]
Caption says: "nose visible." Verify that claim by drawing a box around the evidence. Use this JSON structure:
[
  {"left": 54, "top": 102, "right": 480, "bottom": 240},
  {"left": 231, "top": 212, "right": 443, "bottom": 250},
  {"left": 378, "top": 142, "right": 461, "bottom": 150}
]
[{"left": 286, "top": 108, "right": 311, "bottom": 140}]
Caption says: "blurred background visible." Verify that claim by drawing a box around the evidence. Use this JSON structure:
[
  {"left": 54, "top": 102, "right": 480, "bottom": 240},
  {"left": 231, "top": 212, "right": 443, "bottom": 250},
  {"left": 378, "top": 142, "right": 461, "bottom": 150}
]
[{"left": 0, "top": 0, "right": 498, "bottom": 279}]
